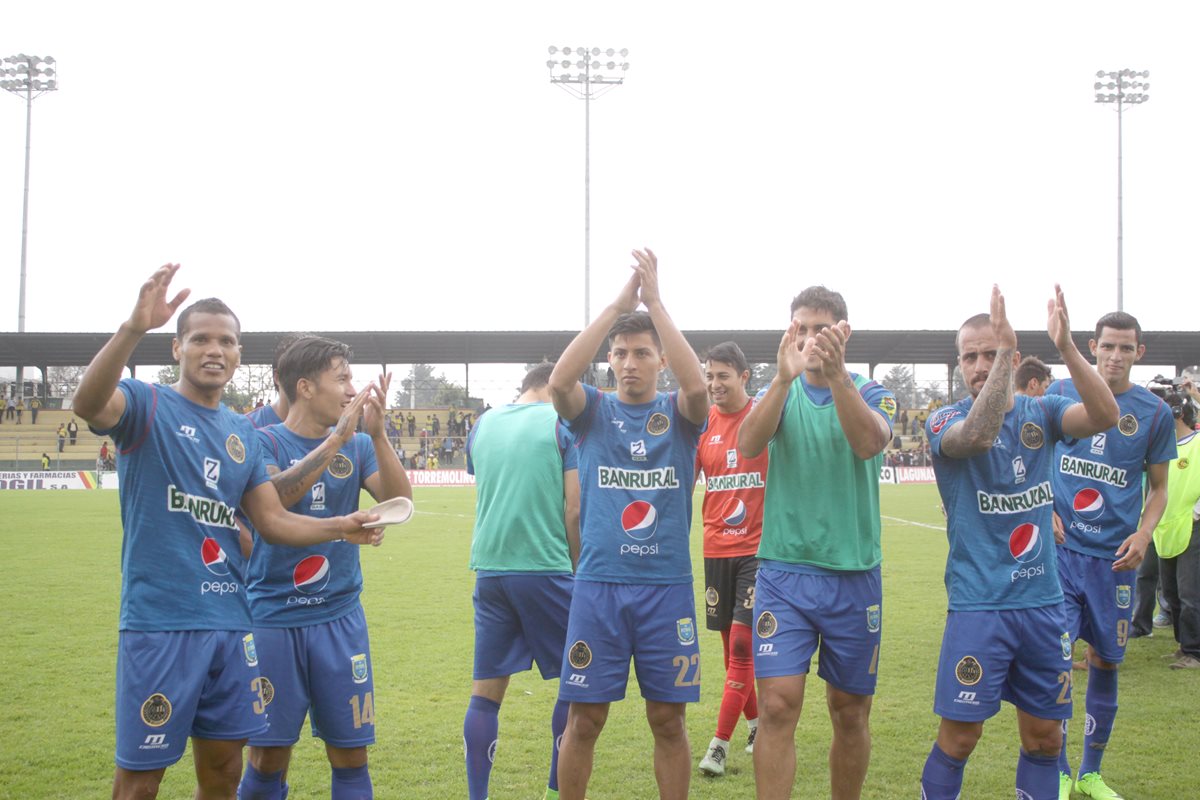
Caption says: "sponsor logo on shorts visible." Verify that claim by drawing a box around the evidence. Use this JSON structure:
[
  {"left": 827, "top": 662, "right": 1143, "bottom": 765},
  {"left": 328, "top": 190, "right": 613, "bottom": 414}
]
[
  {"left": 566, "top": 673, "right": 589, "bottom": 688},
  {"left": 646, "top": 413, "right": 670, "bottom": 436},
  {"left": 568, "top": 640, "right": 593, "bottom": 670},
  {"left": 954, "top": 690, "right": 979, "bottom": 706},
  {"left": 329, "top": 453, "right": 354, "bottom": 479},
  {"left": 756, "top": 610, "right": 778, "bottom": 639},
  {"left": 1020, "top": 422, "right": 1044, "bottom": 449},
  {"left": 1116, "top": 585, "right": 1132, "bottom": 609},
  {"left": 139, "top": 733, "right": 169, "bottom": 751},
  {"left": 226, "top": 434, "right": 246, "bottom": 464},
  {"left": 351, "top": 653, "right": 369, "bottom": 684},
  {"left": 203, "top": 457, "right": 221, "bottom": 489},
  {"left": 240, "top": 634, "right": 257, "bottom": 666},
  {"left": 866, "top": 604, "right": 881, "bottom": 633},
  {"left": 955, "top": 656, "right": 983, "bottom": 686},
  {"left": 140, "top": 693, "right": 172, "bottom": 727},
  {"left": 677, "top": 618, "right": 696, "bottom": 646},
  {"left": 723, "top": 499, "right": 748, "bottom": 527},
  {"left": 757, "top": 642, "right": 775, "bottom": 656},
  {"left": 1118, "top": 414, "right": 1138, "bottom": 436},
  {"left": 1073, "top": 488, "right": 1105, "bottom": 521},
  {"left": 1017, "top": 790, "right": 1033, "bottom": 800},
  {"left": 1061, "top": 632, "right": 1072, "bottom": 660},
  {"left": 252, "top": 676, "right": 274, "bottom": 709},
  {"left": 705, "top": 587, "right": 719, "bottom": 608}
]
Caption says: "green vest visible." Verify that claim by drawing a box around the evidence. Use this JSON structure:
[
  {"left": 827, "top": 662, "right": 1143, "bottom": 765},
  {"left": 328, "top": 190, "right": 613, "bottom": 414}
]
[
  {"left": 759, "top": 375, "right": 883, "bottom": 571},
  {"left": 1154, "top": 432, "right": 1200, "bottom": 559}
]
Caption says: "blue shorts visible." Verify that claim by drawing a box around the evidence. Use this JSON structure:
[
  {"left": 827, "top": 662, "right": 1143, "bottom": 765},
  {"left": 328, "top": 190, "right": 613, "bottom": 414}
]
[
  {"left": 934, "top": 605, "right": 1074, "bottom": 722},
  {"left": 115, "top": 630, "right": 267, "bottom": 770},
  {"left": 1058, "top": 547, "right": 1134, "bottom": 663},
  {"left": 473, "top": 573, "right": 573, "bottom": 680},
  {"left": 558, "top": 581, "right": 700, "bottom": 704},
  {"left": 752, "top": 565, "right": 882, "bottom": 696},
  {"left": 248, "top": 606, "right": 375, "bottom": 748}
]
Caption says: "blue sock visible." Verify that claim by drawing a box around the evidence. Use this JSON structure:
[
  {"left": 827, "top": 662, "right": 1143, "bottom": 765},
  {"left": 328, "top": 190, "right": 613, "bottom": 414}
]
[
  {"left": 1016, "top": 749, "right": 1059, "bottom": 800},
  {"left": 1079, "top": 665, "right": 1118, "bottom": 776},
  {"left": 330, "top": 765, "right": 372, "bottom": 799},
  {"left": 238, "top": 763, "right": 283, "bottom": 800},
  {"left": 280, "top": 783, "right": 288, "bottom": 800},
  {"left": 548, "top": 699, "right": 569, "bottom": 792},
  {"left": 920, "top": 743, "right": 967, "bottom": 799},
  {"left": 464, "top": 695, "right": 501, "bottom": 800},
  {"left": 1058, "top": 719, "right": 1071, "bottom": 776}
]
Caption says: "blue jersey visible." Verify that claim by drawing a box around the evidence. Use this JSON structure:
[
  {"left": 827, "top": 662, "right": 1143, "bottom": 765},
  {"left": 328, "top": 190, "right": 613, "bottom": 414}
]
[
  {"left": 565, "top": 384, "right": 704, "bottom": 585},
  {"left": 244, "top": 425, "right": 379, "bottom": 627},
  {"left": 927, "top": 393, "right": 1073, "bottom": 611},
  {"left": 1048, "top": 380, "right": 1176, "bottom": 559},
  {"left": 245, "top": 403, "right": 283, "bottom": 429},
  {"left": 93, "top": 380, "right": 270, "bottom": 631}
]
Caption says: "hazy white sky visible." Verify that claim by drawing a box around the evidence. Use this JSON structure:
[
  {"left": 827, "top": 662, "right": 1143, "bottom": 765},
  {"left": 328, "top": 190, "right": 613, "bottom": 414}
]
[{"left": 2, "top": 1, "right": 1197, "bottom": 403}]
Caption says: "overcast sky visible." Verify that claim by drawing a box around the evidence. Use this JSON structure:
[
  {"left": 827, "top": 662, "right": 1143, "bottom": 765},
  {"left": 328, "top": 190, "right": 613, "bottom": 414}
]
[{"left": 3, "top": 2, "right": 1197, "bottom": 402}]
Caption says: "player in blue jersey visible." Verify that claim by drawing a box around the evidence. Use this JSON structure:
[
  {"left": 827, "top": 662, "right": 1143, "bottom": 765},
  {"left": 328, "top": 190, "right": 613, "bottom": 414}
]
[
  {"left": 919, "top": 285, "right": 1118, "bottom": 800},
  {"left": 238, "top": 337, "right": 411, "bottom": 800},
  {"left": 461, "top": 361, "right": 580, "bottom": 800},
  {"left": 1046, "top": 311, "right": 1175, "bottom": 800},
  {"left": 245, "top": 333, "right": 307, "bottom": 429},
  {"left": 548, "top": 249, "right": 708, "bottom": 800},
  {"left": 74, "top": 265, "right": 383, "bottom": 800}
]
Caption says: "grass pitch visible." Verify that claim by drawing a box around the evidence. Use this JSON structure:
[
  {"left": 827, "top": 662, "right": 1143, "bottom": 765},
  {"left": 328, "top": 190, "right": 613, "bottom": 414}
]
[{"left": 0, "top": 485, "right": 1193, "bottom": 798}]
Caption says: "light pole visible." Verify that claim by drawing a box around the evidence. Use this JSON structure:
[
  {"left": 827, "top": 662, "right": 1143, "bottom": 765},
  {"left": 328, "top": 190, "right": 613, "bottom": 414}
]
[
  {"left": 547, "top": 46, "right": 630, "bottom": 327},
  {"left": 2, "top": 53, "right": 58, "bottom": 398},
  {"left": 1094, "top": 69, "right": 1149, "bottom": 312}
]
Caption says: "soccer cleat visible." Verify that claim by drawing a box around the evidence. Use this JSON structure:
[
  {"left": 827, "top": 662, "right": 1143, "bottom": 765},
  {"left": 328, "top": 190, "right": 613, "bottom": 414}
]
[
  {"left": 1075, "top": 772, "right": 1124, "bottom": 799},
  {"left": 698, "top": 738, "right": 729, "bottom": 777},
  {"left": 1060, "top": 771, "right": 1073, "bottom": 800},
  {"left": 745, "top": 724, "right": 757, "bottom": 755},
  {"left": 1169, "top": 654, "right": 1200, "bottom": 670},
  {"left": 1162, "top": 648, "right": 1184, "bottom": 660},
  {"left": 1153, "top": 612, "right": 1172, "bottom": 628}
]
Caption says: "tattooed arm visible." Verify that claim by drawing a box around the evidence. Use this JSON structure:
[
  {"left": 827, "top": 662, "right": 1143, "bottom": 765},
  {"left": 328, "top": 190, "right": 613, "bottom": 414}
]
[{"left": 270, "top": 385, "right": 375, "bottom": 508}]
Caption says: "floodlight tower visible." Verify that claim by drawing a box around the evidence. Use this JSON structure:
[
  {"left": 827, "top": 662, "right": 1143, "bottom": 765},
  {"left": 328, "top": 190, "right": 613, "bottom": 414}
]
[
  {"left": 1094, "top": 69, "right": 1149, "bottom": 312},
  {"left": 2, "top": 53, "right": 58, "bottom": 397},
  {"left": 547, "top": 46, "right": 630, "bottom": 326}
]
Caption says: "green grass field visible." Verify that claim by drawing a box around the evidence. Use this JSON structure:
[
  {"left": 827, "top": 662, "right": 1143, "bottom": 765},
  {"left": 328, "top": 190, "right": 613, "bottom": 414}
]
[{"left": 0, "top": 485, "right": 1193, "bottom": 798}]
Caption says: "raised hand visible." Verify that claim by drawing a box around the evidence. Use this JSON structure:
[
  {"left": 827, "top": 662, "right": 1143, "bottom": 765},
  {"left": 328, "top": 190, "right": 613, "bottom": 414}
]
[
  {"left": 814, "top": 320, "right": 852, "bottom": 382},
  {"left": 129, "top": 264, "right": 191, "bottom": 335},
  {"left": 332, "top": 382, "right": 376, "bottom": 446},
  {"left": 613, "top": 269, "right": 641, "bottom": 314},
  {"left": 363, "top": 374, "right": 392, "bottom": 439},
  {"left": 1047, "top": 284, "right": 1073, "bottom": 353},
  {"left": 776, "top": 319, "right": 809, "bottom": 385},
  {"left": 631, "top": 248, "right": 660, "bottom": 309},
  {"left": 990, "top": 284, "right": 1018, "bottom": 350}
]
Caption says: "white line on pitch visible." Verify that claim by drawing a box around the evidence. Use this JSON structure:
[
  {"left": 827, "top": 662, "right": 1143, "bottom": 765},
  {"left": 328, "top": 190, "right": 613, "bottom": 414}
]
[{"left": 882, "top": 515, "right": 944, "bottom": 531}]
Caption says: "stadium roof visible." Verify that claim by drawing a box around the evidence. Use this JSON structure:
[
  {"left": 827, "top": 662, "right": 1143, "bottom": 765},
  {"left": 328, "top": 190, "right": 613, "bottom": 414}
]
[{"left": 1, "top": 329, "right": 1196, "bottom": 374}]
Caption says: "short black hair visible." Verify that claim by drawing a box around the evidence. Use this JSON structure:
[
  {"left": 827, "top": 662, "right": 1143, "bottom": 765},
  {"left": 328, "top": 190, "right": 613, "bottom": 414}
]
[
  {"left": 608, "top": 311, "right": 661, "bottom": 351},
  {"left": 1015, "top": 356, "right": 1052, "bottom": 389},
  {"left": 271, "top": 333, "right": 311, "bottom": 391},
  {"left": 703, "top": 341, "right": 748, "bottom": 375},
  {"left": 276, "top": 336, "right": 354, "bottom": 403},
  {"left": 790, "top": 286, "right": 848, "bottom": 322},
  {"left": 177, "top": 298, "right": 241, "bottom": 340},
  {"left": 1095, "top": 311, "right": 1142, "bottom": 345},
  {"left": 1163, "top": 390, "right": 1197, "bottom": 428},
  {"left": 955, "top": 313, "right": 992, "bottom": 354},
  {"left": 521, "top": 361, "right": 556, "bottom": 394}
]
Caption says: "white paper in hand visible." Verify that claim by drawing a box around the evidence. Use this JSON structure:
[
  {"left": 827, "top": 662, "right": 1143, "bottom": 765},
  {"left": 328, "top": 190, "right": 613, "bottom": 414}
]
[{"left": 363, "top": 496, "right": 414, "bottom": 528}]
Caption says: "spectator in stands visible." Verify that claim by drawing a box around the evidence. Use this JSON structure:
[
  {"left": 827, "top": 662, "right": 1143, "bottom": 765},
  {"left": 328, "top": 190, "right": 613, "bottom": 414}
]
[
  {"left": 57, "top": 424, "right": 66, "bottom": 453},
  {"left": 429, "top": 451, "right": 440, "bottom": 470},
  {"left": 397, "top": 445, "right": 407, "bottom": 466},
  {"left": 67, "top": 417, "right": 79, "bottom": 445},
  {"left": 30, "top": 396, "right": 39, "bottom": 424},
  {"left": 42, "top": 452, "right": 50, "bottom": 470},
  {"left": 15, "top": 397, "right": 23, "bottom": 423},
  {"left": 448, "top": 407, "right": 458, "bottom": 435},
  {"left": 432, "top": 414, "right": 440, "bottom": 437},
  {"left": 442, "top": 436, "right": 454, "bottom": 466},
  {"left": 416, "top": 451, "right": 426, "bottom": 470},
  {"left": 1015, "top": 356, "right": 1053, "bottom": 397},
  {"left": 5, "top": 394, "right": 14, "bottom": 420},
  {"left": 408, "top": 412, "right": 416, "bottom": 437}
]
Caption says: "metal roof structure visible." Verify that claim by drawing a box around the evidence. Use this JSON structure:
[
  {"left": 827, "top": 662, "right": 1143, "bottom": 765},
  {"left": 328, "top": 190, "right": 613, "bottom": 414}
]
[{"left": 0, "top": 329, "right": 1196, "bottom": 374}]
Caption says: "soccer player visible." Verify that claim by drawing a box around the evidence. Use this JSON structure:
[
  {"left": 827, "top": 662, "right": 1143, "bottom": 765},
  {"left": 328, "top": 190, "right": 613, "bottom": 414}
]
[
  {"left": 919, "top": 285, "right": 1118, "bottom": 800},
  {"left": 739, "top": 286, "right": 896, "bottom": 800},
  {"left": 462, "top": 361, "right": 580, "bottom": 800},
  {"left": 1017, "top": 356, "right": 1054, "bottom": 397},
  {"left": 245, "top": 333, "right": 307, "bottom": 428},
  {"left": 73, "top": 265, "right": 383, "bottom": 800},
  {"left": 695, "top": 342, "right": 767, "bottom": 777},
  {"left": 238, "top": 337, "right": 412, "bottom": 800},
  {"left": 548, "top": 248, "right": 708, "bottom": 800},
  {"left": 1046, "top": 311, "right": 1174, "bottom": 799}
]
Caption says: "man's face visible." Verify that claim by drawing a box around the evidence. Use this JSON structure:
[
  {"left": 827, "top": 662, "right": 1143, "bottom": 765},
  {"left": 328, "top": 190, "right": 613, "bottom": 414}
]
[
  {"left": 172, "top": 312, "right": 241, "bottom": 394},
  {"left": 792, "top": 306, "right": 838, "bottom": 373},
  {"left": 957, "top": 323, "right": 1017, "bottom": 399},
  {"left": 1090, "top": 326, "right": 1143, "bottom": 388},
  {"left": 304, "top": 357, "right": 357, "bottom": 427},
  {"left": 609, "top": 331, "right": 664, "bottom": 402},
  {"left": 705, "top": 359, "right": 749, "bottom": 412}
]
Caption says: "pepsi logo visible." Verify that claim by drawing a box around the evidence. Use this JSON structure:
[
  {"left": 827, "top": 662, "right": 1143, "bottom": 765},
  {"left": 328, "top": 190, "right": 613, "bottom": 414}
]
[
  {"left": 1009, "top": 523, "right": 1042, "bottom": 564},
  {"left": 621, "top": 501, "right": 658, "bottom": 541},
  {"left": 201, "top": 537, "right": 231, "bottom": 576},
  {"left": 723, "top": 499, "right": 747, "bottom": 527},
  {"left": 293, "top": 555, "right": 331, "bottom": 594},
  {"left": 1073, "top": 488, "right": 1104, "bottom": 521}
]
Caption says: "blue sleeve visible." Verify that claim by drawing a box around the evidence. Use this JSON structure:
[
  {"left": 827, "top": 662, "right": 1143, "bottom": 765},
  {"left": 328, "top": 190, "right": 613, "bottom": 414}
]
[
  {"left": 465, "top": 416, "right": 482, "bottom": 475},
  {"left": 557, "top": 420, "right": 578, "bottom": 471},
  {"left": 1046, "top": 379, "right": 1065, "bottom": 397},
  {"left": 563, "top": 383, "right": 600, "bottom": 438},
  {"left": 1148, "top": 400, "right": 1179, "bottom": 465},
  {"left": 1038, "top": 394, "right": 1074, "bottom": 444},
  {"left": 926, "top": 404, "right": 967, "bottom": 458},
  {"left": 356, "top": 432, "right": 380, "bottom": 483},
  {"left": 241, "top": 425, "right": 271, "bottom": 492},
  {"left": 669, "top": 391, "right": 707, "bottom": 440},
  {"left": 89, "top": 379, "right": 152, "bottom": 448},
  {"left": 255, "top": 427, "right": 282, "bottom": 472},
  {"left": 860, "top": 380, "right": 896, "bottom": 433}
]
